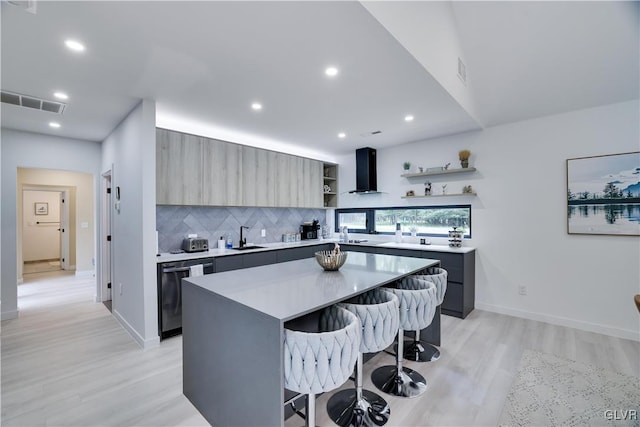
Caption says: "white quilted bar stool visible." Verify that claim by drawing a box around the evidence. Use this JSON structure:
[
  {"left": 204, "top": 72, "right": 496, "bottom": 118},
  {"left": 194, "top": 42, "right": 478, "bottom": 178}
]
[
  {"left": 327, "top": 288, "right": 399, "bottom": 427},
  {"left": 284, "top": 305, "right": 360, "bottom": 427},
  {"left": 371, "top": 280, "right": 437, "bottom": 398},
  {"left": 400, "top": 267, "right": 447, "bottom": 362}
]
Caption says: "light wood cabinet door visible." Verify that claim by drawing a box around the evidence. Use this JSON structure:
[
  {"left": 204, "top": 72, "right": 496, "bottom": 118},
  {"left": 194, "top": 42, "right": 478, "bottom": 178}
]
[
  {"left": 156, "top": 129, "right": 203, "bottom": 205},
  {"left": 274, "top": 153, "right": 295, "bottom": 207},
  {"left": 304, "top": 158, "right": 323, "bottom": 208},
  {"left": 242, "top": 146, "right": 276, "bottom": 207},
  {"left": 202, "top": 138, "right": 243, "bottom": 206}
]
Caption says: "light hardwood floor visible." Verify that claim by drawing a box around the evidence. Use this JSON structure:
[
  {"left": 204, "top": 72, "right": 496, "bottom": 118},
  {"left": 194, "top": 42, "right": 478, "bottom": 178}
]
[{"left": 2, "top": 272, "right": 639, "bottom": 426}]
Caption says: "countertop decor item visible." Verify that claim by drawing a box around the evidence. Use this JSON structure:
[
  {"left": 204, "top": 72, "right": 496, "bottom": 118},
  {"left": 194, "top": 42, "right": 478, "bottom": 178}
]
[
  {"left": 459, "top": 150, "right": 471, "bottom": 168},
  {"left": 448, "top": 226, "right": 463, "bottom": 248},
  {"left": 403, "top": 161, "right": 411, "bottom": 172},
  {"left": 315, "top": 247, "right": 348, "bottom": 271}
]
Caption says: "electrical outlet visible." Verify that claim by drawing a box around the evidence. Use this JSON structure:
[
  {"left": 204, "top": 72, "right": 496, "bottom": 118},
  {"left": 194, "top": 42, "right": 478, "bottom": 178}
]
[
  {"left": 518, "top": 285, "right": 527, "bottom": 296},
  {"left": 261, "top": 229, "right": 266, "bottom": 237},
  {"left": 119, "top": 283, "right": 123, "bottom": 296}
]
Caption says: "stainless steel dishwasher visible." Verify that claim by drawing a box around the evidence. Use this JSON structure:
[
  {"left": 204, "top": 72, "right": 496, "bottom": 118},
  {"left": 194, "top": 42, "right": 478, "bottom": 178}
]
[{"left": 157, "top": 258, "right": 214, "bottom": 340}]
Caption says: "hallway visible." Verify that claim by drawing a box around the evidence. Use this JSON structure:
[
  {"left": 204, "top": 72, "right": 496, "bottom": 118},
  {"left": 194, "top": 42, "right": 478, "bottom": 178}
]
[{"left": 1, "top": 271, "right": 208, "bottom": 427}]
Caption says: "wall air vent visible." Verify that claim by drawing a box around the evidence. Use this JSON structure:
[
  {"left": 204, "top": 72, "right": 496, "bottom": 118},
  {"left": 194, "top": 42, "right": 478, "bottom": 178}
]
[
  {"left": 1, "top": 0, "right": 37, "bottom": 14},
  {"left": 0, "top": 90, "right": 66, "bottom": 114},
  {"left": 458, "top": 57, "right": 467, "bottom": 85}
]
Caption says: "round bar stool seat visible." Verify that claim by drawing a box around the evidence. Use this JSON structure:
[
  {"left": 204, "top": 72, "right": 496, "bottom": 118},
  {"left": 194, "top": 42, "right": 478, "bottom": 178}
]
[
  {"left": 371, "top": 280, "right": 437, "bottom": 398},
  {"left": 327, "top": 288, "right": 399, "bottom": 427},
  {"left": 400, "top": 267, "right": 447, "bottom": 362},
  {"left": 284, "top": 305, "right": 360, "bottom": 427}
]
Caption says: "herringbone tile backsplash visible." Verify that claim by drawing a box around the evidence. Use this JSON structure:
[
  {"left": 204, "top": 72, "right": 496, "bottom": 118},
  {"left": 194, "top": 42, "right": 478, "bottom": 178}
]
[{"left": 156, "top": 206, "right": 328, "bottom": 252}]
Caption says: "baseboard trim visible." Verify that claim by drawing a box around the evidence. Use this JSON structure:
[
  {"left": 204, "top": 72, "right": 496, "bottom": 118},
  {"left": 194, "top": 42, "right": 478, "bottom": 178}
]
[
  {"left": 75, "top": 270, "right": 95, "bottom": 278},
  {"left": 1, "top": 309, "right": 19, "bottom": 321},
  {"left": 112, "top": 309, "right": 160, "bottom": 350},
  {"left": 476, "top": 302, "right": 640, "bottom": 342}
]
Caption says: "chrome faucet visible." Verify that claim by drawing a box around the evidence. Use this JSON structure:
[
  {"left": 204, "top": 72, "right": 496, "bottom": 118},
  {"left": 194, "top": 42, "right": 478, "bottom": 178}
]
[{"left": 240, "top": 226, "right": 249, "bottom": 248}]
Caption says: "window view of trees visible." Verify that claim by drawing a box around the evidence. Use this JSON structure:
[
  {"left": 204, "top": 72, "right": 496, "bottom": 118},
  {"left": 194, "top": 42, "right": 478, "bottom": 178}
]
[
  {"left": 337, "top": 212, "right": 367, "bottom": 230},
  {"left": 336, "top": 205, "right": 471, "bottom": 237}
]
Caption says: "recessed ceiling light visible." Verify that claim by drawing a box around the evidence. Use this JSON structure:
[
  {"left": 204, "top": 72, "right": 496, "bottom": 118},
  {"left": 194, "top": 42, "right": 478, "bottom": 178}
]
[
  {"left": 53, "top": 92, "right": 68, "bottom": 100},
  {"left": 325, "top": 67, "right": 339, "bottom": 77},
  {"left": 65, "top": 39, "right": 85, "bottom": 52},
  {"left": 49, "top": 122, "right": 61, "bottom": 128},
  {"left": 404, "top": 115, "right": 414, "bottom": 122},
  {"left": 251, "top": 102, "right": 262, "bottom": 111},
  {"left": 338, "top": 132, "right": 346, "bottom": 139}
]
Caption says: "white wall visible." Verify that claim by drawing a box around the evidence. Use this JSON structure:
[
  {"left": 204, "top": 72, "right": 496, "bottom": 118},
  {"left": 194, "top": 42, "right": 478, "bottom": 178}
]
[
  {"left": 1, "top": 129, "right": 102, "bottom": 320},
  {"left": 22, "top": 190, "right": 61, "bottom": 261},
  {"left": 101, "top": 99, "right": 158, "bottom": 348},
  {"left": 337, "top": 100, "right": 640, "bottom": 341}
]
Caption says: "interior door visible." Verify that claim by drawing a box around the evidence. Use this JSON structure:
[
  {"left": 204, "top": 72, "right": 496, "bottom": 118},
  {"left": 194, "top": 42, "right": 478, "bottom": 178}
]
[
  {"left": 102, "top": 172, "right": 112, "bottom": 301},
  {"left": 59, "top": 190, "right": 70, "bottom": 270}
]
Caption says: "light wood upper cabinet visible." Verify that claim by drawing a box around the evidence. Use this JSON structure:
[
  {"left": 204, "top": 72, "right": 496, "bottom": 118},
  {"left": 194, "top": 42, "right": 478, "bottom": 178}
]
[
  {"left": 304, "top": 158, "right": 323, "bottom": 208},
  {"left": 202, "top": 139, "right": 243, "bottom": 206},
  {"left": 274, "top": 153, "right": 297, "bottom": 207},
  {"left": 242, "top": 146, "right": 276, "bottom": 207},
  {"left": 156, "top": 129, "right": 203, "bottom": 205},
  {"left": 156, "top": 128, "right": 327, "bottom": 208}
]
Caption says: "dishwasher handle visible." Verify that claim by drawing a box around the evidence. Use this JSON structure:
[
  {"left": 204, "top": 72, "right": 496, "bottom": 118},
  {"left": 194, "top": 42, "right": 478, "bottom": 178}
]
[{"left": 162, "top": 263, "right": 213, "bottom": 274}]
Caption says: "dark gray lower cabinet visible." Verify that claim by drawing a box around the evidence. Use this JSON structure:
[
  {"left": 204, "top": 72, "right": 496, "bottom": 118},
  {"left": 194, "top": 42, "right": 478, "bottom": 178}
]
[
  {"left": 344, "top": 245, "right": 476, "bottom": 319},
  {"left": 338, "top": 243, "right": 379, "bottom": 254},
  {"left": 243, "top": 251, "right": 277, "bottom": 268},
  {"left": 214, "top": 243, "right": 334, "bottom": 272},
  {"left": 214, "top": 255, "right": 244, "bottom": 272}
]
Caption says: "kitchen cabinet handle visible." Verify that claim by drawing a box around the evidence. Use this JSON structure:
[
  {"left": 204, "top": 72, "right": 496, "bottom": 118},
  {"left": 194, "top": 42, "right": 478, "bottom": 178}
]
[{"left": 162, "top": 263, "right": 213, "bottom": 274}]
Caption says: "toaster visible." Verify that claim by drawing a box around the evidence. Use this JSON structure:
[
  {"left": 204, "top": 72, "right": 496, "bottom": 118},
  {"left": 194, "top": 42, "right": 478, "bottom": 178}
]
[{"left": 182, "top": 237, "right": 209, "bottom": 253}]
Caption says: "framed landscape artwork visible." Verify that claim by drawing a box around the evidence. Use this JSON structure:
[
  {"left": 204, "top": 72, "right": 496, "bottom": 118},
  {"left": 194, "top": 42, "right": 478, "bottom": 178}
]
[{"left": 566, "top": 151, "right": 640, "bottom": 236}]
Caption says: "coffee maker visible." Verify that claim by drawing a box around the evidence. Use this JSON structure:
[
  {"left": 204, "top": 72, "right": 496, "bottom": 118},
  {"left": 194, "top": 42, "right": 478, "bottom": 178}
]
[{"left": 300, "top": 219, "right": 320, "bottom": 240}]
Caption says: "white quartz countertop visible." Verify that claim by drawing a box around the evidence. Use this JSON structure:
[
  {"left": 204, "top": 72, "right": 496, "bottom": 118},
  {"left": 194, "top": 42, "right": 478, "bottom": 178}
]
[
  {"left": 375, "top": 242, "right": 476, "bottom": 254},
  {"left": 184, "top": 252, "right": 439, "bottom": 321},
  {"left": 156, "top": 238, "right": 476, "bottom": 263},
  {"left": 156, "top": 239, "right": 335, "bottom": 263}
]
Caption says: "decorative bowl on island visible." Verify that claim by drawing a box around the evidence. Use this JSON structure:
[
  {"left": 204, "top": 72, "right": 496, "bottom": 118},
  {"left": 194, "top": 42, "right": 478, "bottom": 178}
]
[{"left": 315, "top": 250, "right": 348, "bottom": 271}]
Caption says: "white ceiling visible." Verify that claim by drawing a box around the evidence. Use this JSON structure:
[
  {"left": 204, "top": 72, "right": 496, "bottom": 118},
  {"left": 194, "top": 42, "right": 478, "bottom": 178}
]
[{"left": 1, "top": 1, "right": 638, "bottom": 158}]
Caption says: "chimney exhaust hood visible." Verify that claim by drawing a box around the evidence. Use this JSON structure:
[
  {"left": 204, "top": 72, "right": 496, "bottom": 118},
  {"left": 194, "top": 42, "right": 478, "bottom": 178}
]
[{"left": 349, "top": 147, "right": 380, "bottom": 194}]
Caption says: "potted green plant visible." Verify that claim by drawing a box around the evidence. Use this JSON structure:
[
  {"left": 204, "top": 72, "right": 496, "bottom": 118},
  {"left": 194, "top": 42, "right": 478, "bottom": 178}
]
[
  {"left": 403, "top": 161, "right": 411, "bottom": 172},
  {"left": 458, "top": 150, "right": 471, "bottom": 168}
]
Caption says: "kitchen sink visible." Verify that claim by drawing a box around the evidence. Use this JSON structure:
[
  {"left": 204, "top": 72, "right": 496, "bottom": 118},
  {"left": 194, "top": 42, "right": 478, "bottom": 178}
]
[{"left": 231, "top": 245, "right": 265, "bottom": 251}]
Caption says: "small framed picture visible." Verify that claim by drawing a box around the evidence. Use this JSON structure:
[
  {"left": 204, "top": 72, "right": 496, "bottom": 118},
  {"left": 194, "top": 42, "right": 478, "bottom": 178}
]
[{"left": 35, "top": 202, "right": 48, "bottom": 215}]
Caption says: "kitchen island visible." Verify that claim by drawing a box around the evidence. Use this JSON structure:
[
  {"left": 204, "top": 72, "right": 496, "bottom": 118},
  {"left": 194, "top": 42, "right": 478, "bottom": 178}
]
[{"left": 182, "top": 252, "right": 439, "bottom": 427}]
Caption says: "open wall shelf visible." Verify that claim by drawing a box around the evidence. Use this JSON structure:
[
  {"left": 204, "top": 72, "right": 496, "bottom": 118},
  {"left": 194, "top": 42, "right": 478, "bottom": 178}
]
[
  {"left": 402, "top": 193, "right": 477, "bottom": 199},
  {"left": 323, "top": 163, "right": 338, "bottom": 207},
  {"left": 401, "top": 167, "right": 476, "bottom": 178}
]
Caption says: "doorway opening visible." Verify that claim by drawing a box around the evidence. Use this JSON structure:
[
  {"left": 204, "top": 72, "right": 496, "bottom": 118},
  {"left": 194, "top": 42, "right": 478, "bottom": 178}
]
[
  {"left": 21, "top": 188, "right": 69, "bottom": 275},
  {"left": 16, "top": 167, "right": 95, "bottom": 303}
]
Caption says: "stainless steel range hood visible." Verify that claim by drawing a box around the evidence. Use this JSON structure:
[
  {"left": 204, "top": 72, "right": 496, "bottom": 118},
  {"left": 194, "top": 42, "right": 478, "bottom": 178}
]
[{"left": 348, "top": 147, "right": 380, "bottom": 194}]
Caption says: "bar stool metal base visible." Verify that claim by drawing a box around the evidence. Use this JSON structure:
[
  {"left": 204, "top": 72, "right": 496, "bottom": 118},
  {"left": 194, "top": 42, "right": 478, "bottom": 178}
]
[
  {"left": 327, "top": 388, "right": 391, "bottom": 427},
  {"left": 371, "top": 365, "right": 427, "bottom": 398},
  {"left": 398, "top": 340, "right": 440, "bottom": 362}
]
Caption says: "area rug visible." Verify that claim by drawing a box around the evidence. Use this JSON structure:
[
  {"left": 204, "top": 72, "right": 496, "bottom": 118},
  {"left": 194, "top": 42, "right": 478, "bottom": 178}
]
[{"left": 499, "top": 349, "right": 640, "bottom": 426}]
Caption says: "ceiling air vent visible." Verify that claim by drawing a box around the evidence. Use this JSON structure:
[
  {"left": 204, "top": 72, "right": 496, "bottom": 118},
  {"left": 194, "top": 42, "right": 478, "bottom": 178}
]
[
  {"left": 0, "top": 90, "right": 66, "bottom": 114},
  {"left": 359, "top": 130, "right": 382, "bottom": 137}
]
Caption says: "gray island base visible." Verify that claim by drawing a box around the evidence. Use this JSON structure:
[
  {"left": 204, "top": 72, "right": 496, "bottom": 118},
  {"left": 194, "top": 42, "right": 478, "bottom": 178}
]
[{"left": 182, "top": 252, "right": 439, "bottom": 427}]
